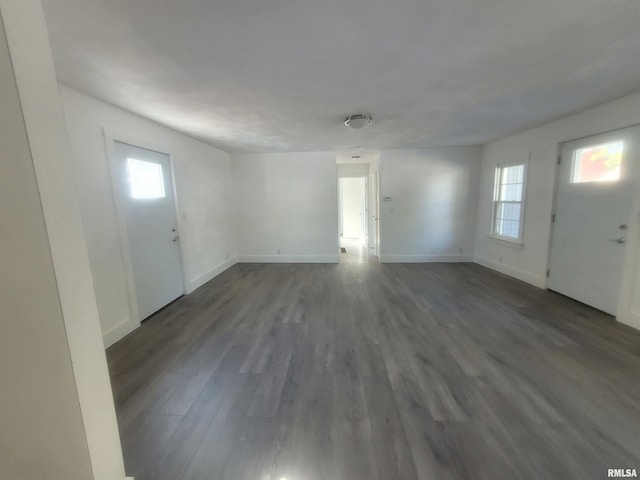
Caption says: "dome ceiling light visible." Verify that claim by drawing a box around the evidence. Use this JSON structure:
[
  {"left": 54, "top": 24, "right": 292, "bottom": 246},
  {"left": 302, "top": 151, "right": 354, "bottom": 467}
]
[{"left": 344, "top": 114, "right": 373, "bottom": 129}]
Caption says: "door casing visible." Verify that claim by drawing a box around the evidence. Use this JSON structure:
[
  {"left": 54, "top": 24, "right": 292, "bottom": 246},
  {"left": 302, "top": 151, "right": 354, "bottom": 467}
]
[
  {"left": 104, "top": 129, "right": 189, "bottom": 333},
  {"left": 546, "top": 125, "right": 640, "bottom": 323}
]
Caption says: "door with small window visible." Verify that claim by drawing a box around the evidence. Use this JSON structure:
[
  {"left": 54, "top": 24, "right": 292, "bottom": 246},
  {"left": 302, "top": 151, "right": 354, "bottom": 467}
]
[
  {"left": 548, "top": 127, "right": 639, "bottom": 315},
  {"left": 114, "top": 141, "right": 183, "bottom": 320}
]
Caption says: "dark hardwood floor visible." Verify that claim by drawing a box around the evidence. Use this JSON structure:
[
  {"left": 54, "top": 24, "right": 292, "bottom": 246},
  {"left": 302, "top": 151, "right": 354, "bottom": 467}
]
[{"left": 107, "top": 253, "right": 640, "bottom": 480}]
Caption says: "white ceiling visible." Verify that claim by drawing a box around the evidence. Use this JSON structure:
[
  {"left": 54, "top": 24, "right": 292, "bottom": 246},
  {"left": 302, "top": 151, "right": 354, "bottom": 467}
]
[{"left": 42, "top": 0, "right": 640, "bottom": 153}]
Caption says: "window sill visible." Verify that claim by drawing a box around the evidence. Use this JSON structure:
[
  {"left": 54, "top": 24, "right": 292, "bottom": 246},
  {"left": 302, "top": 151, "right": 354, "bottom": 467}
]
[{"left": 489, "top": 235, "right": 524, "bottom": 249}]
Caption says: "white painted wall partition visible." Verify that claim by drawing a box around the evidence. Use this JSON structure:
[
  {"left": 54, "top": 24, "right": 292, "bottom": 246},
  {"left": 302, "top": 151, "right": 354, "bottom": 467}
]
[
  {"left": 0, "top": 1, "right": 127, "bottom": 479},
  {"left": 337, "top": 163, "right": 370, "bottom": 177},
  {"left": 379, "top": 147, "right": 482, "bottom": 262},
  {"left": 474, "top": 91, "right": 640, "bottom": 330},
  {"left": 232, "top": 152, "right": 339, "bottom": 262}
]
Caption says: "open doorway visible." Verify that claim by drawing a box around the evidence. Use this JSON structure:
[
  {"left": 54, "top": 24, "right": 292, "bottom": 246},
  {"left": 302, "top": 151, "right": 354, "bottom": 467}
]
[
  {"left": 339, "top": 176, "right": 367, "bottom": 247},
  {"left": 337, "top": 151, "right": 380, "bottom": 262}
]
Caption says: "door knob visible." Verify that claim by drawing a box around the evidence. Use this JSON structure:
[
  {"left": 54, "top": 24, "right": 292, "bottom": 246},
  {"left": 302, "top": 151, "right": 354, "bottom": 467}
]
[{"left": 608, "top": 237, "right": 625, "bottom": 244}]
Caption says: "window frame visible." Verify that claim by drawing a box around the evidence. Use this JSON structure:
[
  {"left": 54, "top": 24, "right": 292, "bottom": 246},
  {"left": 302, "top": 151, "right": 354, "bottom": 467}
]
[{"left": 490, "top": 160, "right": 528, "bottom": 244}]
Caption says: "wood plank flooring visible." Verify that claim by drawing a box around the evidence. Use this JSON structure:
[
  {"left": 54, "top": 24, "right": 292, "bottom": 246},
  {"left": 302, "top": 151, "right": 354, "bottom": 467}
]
[{"left": 107, "top": 257, "right": 640, "bottom": 480}]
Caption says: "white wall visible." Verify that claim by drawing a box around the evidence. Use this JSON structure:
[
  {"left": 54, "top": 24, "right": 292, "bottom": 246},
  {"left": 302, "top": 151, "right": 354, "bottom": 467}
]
[
  {"left": 474, "top": 92, "right": 640, "bottom": 329},
  {"left": 0, "top": 2, "right": 126, "bottom": 479},
  {"left": 0, "top": 13, "right": 93, "bottom": 480},
  {"left": 337, "top": 163, "right": 369, "bottom": 178},
  {"left": 379, "top": 147, "right": 482, "bottom": 262},
  {"left": 232, "top": 152, "right": 339, "bottom": 262},
  {"left": 60, "top": 86, "right": 237, "bottom": 346}
]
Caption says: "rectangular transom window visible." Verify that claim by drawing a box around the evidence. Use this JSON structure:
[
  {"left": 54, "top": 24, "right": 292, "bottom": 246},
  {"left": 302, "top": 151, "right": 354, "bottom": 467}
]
[
  {"left": 571, "top": 141, "right": 623, "bottom": 184},
  {"left": 126, "top": 158, "right": 166, "bottom": 199},
  {"left": 492, "top": 162, "right": 526, "bottom": 242}
]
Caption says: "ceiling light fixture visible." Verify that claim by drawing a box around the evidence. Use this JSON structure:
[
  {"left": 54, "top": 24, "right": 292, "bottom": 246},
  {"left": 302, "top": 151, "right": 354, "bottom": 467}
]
[{"left": 344, "top": 114, "right": 373, "bottom": 129}]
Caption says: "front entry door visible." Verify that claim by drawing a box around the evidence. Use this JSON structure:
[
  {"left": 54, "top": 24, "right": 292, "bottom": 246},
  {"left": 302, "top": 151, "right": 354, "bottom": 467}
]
[
  {"left": 114, "top": 141, "right": 184, "bottom": 320},
  {"left": 548, "top": 127, "right": 639, "bottom": 315}
]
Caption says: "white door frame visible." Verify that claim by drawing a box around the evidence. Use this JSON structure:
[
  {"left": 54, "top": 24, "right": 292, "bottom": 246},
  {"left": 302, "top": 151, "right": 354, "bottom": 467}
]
[
  {"left": 103, "top": 128, "right": 189, "bottom": 332},
  {"left": 546, "top": 126, "right": 640, "bottom": 326},
  {"left": 363, "top": 177, "right": 369, "bottom": 244},
  {"left": 544, "top": 142, "right": 563, "bottom": 291},
  {"left": 373, "top": 169, "right": 380, "bottom": 258}
]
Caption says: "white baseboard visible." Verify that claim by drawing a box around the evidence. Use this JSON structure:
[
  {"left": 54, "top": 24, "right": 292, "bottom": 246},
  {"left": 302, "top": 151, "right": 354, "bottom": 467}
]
[
  {"left": 102, "top": 258, "right": 238, "bottom": 348},
  {"left": 238, "top": 254, "right": 339, "bottom": 263},
  {"left": 379, "top": 254, "right": 473, "bottom": 263},
  {"left": 189, "top": 256, "right": 238, "bottom": 292},
  {"left": 616, "top": 311, "right": 640, "bottom": 331},
  {"left": 473, "top": 255, "right": 545, "bottom": 288},
  {"left": 102, "top": 316, "right": 140, "bottom": 349}
]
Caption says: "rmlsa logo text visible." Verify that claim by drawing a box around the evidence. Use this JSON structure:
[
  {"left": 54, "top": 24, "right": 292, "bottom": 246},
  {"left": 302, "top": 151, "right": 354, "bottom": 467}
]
[{"left": 608, "top": 469, "right": 638, "bottom": 478}]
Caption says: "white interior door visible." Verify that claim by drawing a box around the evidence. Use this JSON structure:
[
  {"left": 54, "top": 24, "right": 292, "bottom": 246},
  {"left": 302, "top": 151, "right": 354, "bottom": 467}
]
[
  {"left": 548, "top": 127, "right": 639, "bottom": 315},
  {"left": 114, "top": 142, "right": 184, "bottom": 320},
  {"left": 340, "top": 177, "right": 366, "bottom": 240}
]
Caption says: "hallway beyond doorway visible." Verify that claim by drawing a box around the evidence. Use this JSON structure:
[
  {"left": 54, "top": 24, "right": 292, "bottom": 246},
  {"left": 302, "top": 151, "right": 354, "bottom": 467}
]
[{"left": 339, "top": 237, "right": 376, "bottom": 264}]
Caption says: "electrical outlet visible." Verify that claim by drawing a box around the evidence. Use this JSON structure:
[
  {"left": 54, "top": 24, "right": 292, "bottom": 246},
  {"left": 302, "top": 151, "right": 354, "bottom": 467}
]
[
  {"left": 458, "top": 248, "right": 463, "bottom": 254},
  {"left": 225, "top": 253, "right": 229, "bottom": 259},
  {"left": 277, "top": 248, "right": 281, "bottom": 254},
  {"left": 498, "top": 256, "right": 503, "bottom": 263}
]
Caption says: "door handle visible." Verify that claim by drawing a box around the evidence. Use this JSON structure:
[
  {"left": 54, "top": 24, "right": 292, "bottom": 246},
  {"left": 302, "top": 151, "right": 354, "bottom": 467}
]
[
  {"left": 172, "top": 236, "right": 179, "bottom": 242},
  {"left": 608, "top": 237, "right": 625, "bottom": 244}
]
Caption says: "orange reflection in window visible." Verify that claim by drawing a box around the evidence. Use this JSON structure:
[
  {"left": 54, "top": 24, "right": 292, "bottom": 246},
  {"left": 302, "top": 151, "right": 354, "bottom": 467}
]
[{"left": 572, "top": 142, "right": 623, "bottom": 184}]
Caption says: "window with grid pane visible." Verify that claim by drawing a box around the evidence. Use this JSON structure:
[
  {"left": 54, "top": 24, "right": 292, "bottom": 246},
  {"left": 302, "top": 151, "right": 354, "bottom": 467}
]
[{"left": 492, "top": 163, "right": 526, "bottom": 242}]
